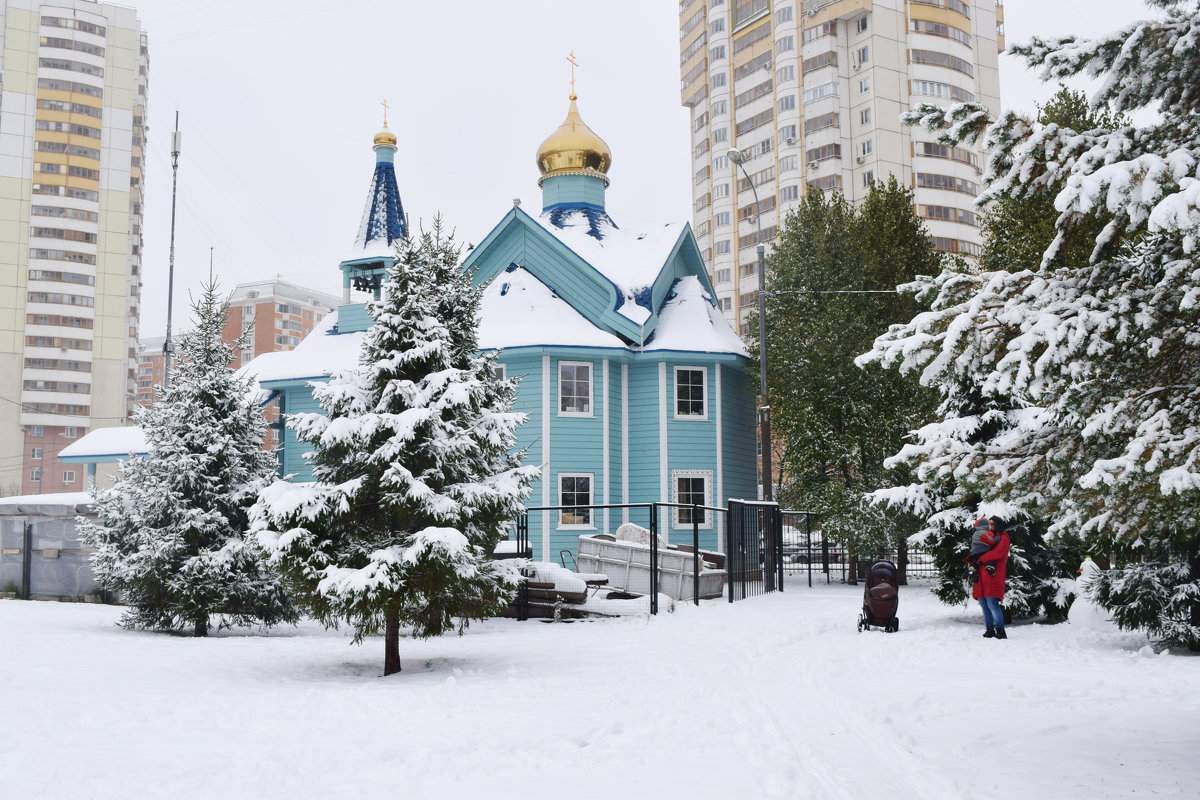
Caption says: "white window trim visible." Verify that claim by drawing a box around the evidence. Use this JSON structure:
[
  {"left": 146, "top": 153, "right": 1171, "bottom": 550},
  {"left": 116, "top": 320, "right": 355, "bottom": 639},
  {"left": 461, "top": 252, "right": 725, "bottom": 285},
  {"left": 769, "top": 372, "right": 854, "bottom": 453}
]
[
  {"left": 62, "top": 471, "right": 75, "bottom": 483},
  {"left": 674, "top": 366, "right": 709, "bottom": 421},
  {"left": 558, "top": 472, "right": 596, "bottom": 529},
  {"left": 558, "top": 360, "right": 594, "bottom": 417},
  {"left": 492, "top": 363, "right": 506, "bottom": 381},
  {"left": 672, "top": 469, "right": 715, "bottom": 529}
]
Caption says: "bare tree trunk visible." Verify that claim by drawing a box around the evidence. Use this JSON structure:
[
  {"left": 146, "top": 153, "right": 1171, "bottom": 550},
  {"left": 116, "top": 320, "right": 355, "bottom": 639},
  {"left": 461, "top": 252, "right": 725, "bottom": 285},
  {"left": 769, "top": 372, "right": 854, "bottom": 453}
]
[
  {"left": 383, "top": 612, "right": 401, "bottom": 675},
  {"left": 193, "top": 615, "right": 208, "bottom": 637},
  {"left": 897, "top": 538, "right": 909, "bottom": 586}
]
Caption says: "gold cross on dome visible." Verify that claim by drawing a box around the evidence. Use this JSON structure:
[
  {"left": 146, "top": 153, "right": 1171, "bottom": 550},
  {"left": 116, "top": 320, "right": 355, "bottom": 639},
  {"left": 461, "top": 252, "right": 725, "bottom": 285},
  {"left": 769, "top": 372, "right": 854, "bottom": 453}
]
[
  {"left": 567, "top": 51, "right": 579, "bottom": 98},
  {"left": 381, "top": 98, "right": 390, "bottom": 128}
]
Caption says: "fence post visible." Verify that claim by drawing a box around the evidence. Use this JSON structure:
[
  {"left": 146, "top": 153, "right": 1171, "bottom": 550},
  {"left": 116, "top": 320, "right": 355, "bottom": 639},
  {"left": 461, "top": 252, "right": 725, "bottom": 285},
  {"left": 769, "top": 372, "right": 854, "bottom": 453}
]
[
  {"left": 20, "top": 521, "right": 32, "bottom": 600},
  {"left": 649, "top": 504, "right": 658, "bottom": 615},
  {"left": 692, "top": 506, "right": 700, "bottom": 607},
  {"left": 727, "top": 501, "right": 735, "bottom": 603},
  {"left": 775, "top": 506, "right": 784, "bottom": 593},
  {"left": 805, "top": 513, "right": 813, "bottom": 588}
]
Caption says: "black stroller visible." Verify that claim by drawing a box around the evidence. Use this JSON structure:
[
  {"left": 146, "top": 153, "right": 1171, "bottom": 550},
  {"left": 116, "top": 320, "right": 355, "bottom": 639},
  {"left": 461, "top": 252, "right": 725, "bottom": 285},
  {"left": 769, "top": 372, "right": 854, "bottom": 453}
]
[{"left": 857, "top": 559, "right": 900, "bottom": 633}]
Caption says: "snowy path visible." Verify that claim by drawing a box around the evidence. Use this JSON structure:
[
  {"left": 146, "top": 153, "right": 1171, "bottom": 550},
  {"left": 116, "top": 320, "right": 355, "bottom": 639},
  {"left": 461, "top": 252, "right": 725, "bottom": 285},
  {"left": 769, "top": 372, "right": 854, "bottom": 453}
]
[{"left": 1, "top": 584, "right": 1195, "bottom": 799}]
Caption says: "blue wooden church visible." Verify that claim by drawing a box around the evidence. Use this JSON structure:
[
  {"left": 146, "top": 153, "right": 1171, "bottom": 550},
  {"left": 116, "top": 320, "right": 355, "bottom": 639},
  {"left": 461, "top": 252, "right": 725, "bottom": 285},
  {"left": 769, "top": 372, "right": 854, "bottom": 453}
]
[{"left": 247, "top": 93, "right": 756, "bottom": 560}]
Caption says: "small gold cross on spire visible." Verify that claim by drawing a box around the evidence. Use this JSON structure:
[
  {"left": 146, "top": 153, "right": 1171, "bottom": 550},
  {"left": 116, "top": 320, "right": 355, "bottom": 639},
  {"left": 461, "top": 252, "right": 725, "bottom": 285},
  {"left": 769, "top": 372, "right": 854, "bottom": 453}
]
[
  {"left": 381, "top": 98, "right": 390, "bottom": 128},
  {"left": 567, "top": 51, "right": 579, "bottom": 100}
]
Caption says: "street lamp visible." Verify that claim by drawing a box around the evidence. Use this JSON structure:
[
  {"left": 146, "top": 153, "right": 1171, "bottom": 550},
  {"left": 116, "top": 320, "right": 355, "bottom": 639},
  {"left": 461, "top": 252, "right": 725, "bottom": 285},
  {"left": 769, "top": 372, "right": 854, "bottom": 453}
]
[{"left": 727, "top": 147, "right": 772, "bottom": 502}]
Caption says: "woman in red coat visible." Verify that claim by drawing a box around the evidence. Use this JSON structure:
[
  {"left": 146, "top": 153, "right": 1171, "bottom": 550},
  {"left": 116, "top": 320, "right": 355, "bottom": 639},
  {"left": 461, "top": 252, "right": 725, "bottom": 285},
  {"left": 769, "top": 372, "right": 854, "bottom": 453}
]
[{"left": 972, "top": 517, "right": 1011, "bottom": 639}]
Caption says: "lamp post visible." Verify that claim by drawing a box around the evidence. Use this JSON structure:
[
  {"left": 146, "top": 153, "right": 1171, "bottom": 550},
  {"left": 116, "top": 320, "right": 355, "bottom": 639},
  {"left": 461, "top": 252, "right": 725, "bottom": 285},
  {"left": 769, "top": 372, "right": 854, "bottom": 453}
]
[{"left": 727, "top": 147, "right": 772, "bottom": 502}]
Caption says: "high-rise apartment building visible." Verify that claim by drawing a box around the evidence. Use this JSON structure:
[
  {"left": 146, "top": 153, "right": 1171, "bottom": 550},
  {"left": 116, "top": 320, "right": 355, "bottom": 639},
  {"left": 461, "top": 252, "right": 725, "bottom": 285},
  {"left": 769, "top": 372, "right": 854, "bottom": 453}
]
[
  {"left": 680, "top": 0, "right": 1004, "bottom": 333},
  {"left": 0, "top": 0, "right": 148, "bottom": 494},
  {"left": 133, "top": 279, "right": 341, "bottom": 406}
]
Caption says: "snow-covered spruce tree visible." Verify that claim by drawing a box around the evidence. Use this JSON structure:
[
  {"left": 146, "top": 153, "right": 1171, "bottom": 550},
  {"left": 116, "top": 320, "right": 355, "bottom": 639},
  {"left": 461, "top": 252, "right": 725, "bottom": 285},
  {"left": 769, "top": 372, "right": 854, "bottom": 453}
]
[
  {"left": 79, "top": 282, "right": 297, "bottom": 636},
  {"left": 872, "top": 91, "right": 1108, "bottom": 617},
  {"left": 860, "top": 0, "right": 1200, "bottom": 648},
  {"left": 250, "top": 219, "right": 538, "bottom": 675}
]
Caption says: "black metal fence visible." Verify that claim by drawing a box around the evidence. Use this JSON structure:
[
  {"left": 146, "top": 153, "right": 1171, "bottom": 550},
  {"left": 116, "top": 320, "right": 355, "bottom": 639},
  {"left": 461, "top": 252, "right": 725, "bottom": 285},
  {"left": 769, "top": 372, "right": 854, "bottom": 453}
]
[
  {"left": 509, "top": 499, "right": 784, "bottom": 617},
  {"left": 780, "top": 510, "right": 938, "bottom": 584}
]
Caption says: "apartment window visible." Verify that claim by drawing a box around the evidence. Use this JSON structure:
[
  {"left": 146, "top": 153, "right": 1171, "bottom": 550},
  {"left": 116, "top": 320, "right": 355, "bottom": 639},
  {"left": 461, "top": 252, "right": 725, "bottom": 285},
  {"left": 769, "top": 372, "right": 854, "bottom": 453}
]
[
  {"left": 64, "top": 427, "right": 78, "bottom": 438},
  {"left": 909, "top": 0, "right": 971, "bottom": 18},
  {"left": 675, "top": 367, "right": 708, "bottom": 418},
  {"left": 559, "top": 474, "right": 593, "bottom": 527},
  {"left": 809, "top": 175, "right": 843, "bottom": 192},
  {"left": 916, "top": 173, "right": 980, "bottom": 195},
  {"left": 860, "top": 108, "right": 872, "bottom": 125},
  {"left": 860, "top": 140, "right": 874, "bottom": 156},
  {"left": 712, "top": 99, "right": 728, "bottom": 116},
  {"left": 734, "top": 51, "right": 773, "bottom": 80},
  {"left": 859, "top": 77, "right": 871, "bottom": 94},
  {"left": 911, "top": 19, "right": 972, "bottom": 47},
  {"left": 916, "top": 141, "right": 979, "bottom": 168},
  {"left": 711, "top": 18, "right": 726, "bottom": 34},
  {"left": 736, "top": 108, "right": 775, "bottom": 136},
  {"left": 911, "top": 49, "right": 974, "bottom": 77},
  {"left": 802, "top": 51, "right": 837, "bottom": 73},
  {"left": 777, "top": 64, "right": 796, "bottom": 83},
  {"left": 781, "top": 184, "right": 800, "bottom": 202},
  {"left": 62, "top": 471, "right": 76, "bottom": 484},
  {"left": 856, "top": 46, "right": 870, "bottom": 65},
  {"left": 31, "top": 426, "right": 45, "bottom": 437},
  {"left": 732, "top": 18, "right": 771, "bottom": 53},
  {"left": 780, "top": 155, "right": 799, "bottom": 172},
  {"left": 694, "top": 139, "right": 711, "bottom": 159},
  {"left": 863, "top": 170, "right": 875, "bottom": 187},
  {"left": 803, "top": 21, "right": 834, "bottom": 43},
  {"left": 775, "top": 6, "right": 793, "bottom": 23},
  {"left": 720, "top": 297, "right": 733, "bottom": 311},
  {"left": 714, "top": 183, "right": 731, "bottom": 200},
  {"left": 803, "top": 82, "right": 838, "bottom": 103},
  {"left": 856, "top": 15, "right": 869, "bottom": 33},
  {"left": 804, "top": 113, "right": 839, "bottom": 134},
  {"left": 711, "top": 45, "right": 727, "bottom": 61},
  {"left": 715, "top": 268, "right": 733, "bottom": 283},
  {"left": 779, "top": 124, "right": 799, "bottom": 142},
  {"left": 806, "top": 143, "right": 841, "bottom": 163},
  {"left": 716, "top": 211, "right": 731, "bottom": 227},
  {"left": 715, "top": 239, "right": 732, "bottom": 255},
  {"left": 919, "top": 204, "right": 979, "bottom": 226},
  {"left": 735, "top": 79, "right": 774, "bottom": 109},
  {"left": 712, "top": 72, "right": 728, "bottom": 89},
  {"left": 774, "top": 96, "right": 795, "bottom": 115},
  {"left": 776, "top": 35, "right": 794, "bottom": 53},
  {"left": 31, "top": 448, "right": 44, "bottom": 460},
  {"left": 911, "top": 80, "right": 975, "bottom": 103},
  {"left": 31, "top": 469, "right": 43, "bottom": 482},
  {"left": 713, "top": 127, "right": 729, "bottom": 144},
  {"left": 740, "top": 262, "right": 758, "bottom": 277},
  {"left": 673, "top": 470, "right": 713, "bottom": 527},
  {"left": 559, "top": 361, "right": 593, "bottom": 416},
  {"left": 930, "top": 236, "right": 982, "bottom": 257}
]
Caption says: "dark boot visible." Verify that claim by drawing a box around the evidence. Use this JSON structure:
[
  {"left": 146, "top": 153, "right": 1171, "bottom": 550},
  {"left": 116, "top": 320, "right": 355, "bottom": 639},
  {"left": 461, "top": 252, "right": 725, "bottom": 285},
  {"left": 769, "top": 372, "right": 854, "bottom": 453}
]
[
  {"left": 994, "top": 628, "right": 1007, "bottom": 639},
  {"left": 982, "top": 628, "right": 996, "bottom": 638}
]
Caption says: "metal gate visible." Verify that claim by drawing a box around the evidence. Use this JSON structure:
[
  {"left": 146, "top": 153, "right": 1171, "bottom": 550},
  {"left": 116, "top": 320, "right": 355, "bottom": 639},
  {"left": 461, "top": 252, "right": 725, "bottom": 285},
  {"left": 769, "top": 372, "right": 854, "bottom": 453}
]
[{"left": 726, "top": 499, "right": 783, "bottom": 601}]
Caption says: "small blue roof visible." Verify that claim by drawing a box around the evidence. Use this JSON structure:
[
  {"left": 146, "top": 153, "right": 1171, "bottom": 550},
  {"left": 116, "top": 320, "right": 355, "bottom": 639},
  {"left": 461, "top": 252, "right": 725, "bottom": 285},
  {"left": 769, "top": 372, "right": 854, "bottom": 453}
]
[{"left": 353, "top": 137, "right": 407, "bottom": 254}]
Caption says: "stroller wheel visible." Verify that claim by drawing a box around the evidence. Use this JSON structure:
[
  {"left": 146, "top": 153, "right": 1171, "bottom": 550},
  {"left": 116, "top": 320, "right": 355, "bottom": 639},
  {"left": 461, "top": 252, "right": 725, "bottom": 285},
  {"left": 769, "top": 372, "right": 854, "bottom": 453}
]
[{"left": 893, "top": 617, "right": 900, "bottom": 632}]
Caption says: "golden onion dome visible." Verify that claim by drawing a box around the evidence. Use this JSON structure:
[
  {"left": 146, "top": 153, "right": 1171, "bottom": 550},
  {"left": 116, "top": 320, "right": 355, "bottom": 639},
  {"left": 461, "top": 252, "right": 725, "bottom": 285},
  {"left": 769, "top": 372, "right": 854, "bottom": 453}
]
[
  {"left": 374, "top": 129, "right": 397, "bottom": 147},
  {"left": 536, "top": 95, "right": 612, "bottom": 184}
]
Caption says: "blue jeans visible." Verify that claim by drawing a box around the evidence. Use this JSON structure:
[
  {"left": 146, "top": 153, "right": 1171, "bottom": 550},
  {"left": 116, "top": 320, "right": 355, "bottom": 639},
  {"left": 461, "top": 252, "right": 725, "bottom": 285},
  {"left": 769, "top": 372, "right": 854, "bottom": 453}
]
[{"left": 979, "top": 597, "right": 1004, "bottom": 630}]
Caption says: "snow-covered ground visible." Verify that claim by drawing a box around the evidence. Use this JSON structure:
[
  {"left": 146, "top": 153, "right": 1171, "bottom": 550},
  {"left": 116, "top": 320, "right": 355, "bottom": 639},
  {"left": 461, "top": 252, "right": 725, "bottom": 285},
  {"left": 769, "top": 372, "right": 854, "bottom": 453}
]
[{"left": 2, "top": 582, "right": 1194, "bottom": 799}]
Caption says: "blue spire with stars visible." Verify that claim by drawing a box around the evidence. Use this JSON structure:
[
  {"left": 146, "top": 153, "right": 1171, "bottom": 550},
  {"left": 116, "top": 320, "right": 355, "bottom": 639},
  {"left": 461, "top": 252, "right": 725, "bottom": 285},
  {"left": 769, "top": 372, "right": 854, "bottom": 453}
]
[{"left": 353, "top": 126, "right": 407, "bottom": 252}]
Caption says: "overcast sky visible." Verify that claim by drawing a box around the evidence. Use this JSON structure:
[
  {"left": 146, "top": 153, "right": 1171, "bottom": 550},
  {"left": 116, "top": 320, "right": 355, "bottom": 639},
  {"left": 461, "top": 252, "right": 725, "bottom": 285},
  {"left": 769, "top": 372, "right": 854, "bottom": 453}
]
[{"left": 133, "top": 0, "right": 1159, "bottom": 338}]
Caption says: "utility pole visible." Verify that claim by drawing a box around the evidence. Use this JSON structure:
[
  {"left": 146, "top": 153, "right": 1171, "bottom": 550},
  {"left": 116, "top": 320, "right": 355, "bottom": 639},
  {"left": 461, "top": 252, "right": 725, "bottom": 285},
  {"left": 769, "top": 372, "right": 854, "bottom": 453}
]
[{"left": 163, "top": 112, "right": 181, "bottom": 389}]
